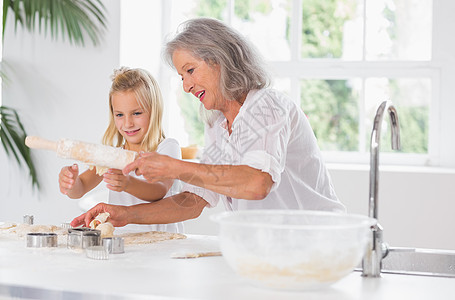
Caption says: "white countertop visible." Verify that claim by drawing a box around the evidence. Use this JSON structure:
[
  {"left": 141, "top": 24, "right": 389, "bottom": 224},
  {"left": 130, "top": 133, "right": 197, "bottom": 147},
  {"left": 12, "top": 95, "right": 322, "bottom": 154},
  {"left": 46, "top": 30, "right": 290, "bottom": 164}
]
[{"left": 0, "top": 233, "right": 454, "bottom": 300}]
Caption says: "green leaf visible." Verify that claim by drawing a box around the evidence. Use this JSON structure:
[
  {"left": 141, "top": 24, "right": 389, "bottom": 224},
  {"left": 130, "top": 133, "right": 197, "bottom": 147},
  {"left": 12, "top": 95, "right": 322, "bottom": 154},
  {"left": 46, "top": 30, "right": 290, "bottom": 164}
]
[
  {"left": 3, "top": 0, "right": 107, "bottom": 46},
  {"left": 0, "top": 106, "right": 39, "bottom": 189}
]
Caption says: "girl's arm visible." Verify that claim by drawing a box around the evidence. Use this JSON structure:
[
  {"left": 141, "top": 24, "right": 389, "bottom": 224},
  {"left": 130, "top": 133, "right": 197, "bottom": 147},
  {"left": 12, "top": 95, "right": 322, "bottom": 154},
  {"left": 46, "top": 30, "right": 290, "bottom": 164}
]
[
  {"left": 59, "top": 165, "right": 103, "bottom": 199},
  {"left": 102, "top": 169, "right": 172, "bottom": 202},
  {"left": 126, "top": 178, "right": 173, "bottom": 202}
]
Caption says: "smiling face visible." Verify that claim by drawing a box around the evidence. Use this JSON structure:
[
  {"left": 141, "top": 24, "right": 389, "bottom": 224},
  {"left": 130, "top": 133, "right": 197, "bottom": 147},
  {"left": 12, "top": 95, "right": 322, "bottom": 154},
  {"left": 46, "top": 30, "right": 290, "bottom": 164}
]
[
  {"left": 111, "top": 90, "right": 150, "bottom": 152},
  {"left": 172, "top": 49, "right": 225, "bottom": 111}
]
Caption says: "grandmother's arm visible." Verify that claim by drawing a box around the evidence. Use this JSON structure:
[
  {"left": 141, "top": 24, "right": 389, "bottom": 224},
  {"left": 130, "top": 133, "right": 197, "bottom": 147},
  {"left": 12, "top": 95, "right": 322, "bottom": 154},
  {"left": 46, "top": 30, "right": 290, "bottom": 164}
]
[
  {"left": 71, "top": 191, "right": 208, "bottom": 227},
  {"left": 177, "top": 162, "right": 273, "bottom": 200},
  {"left": 123, "top": 152, "right": 273, "bottom": 200}
]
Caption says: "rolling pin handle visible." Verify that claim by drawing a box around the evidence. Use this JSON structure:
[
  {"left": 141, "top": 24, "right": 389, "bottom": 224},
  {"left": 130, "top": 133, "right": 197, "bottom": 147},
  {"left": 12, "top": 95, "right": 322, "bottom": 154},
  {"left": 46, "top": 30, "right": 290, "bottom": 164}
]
[{"left": 25, "top": 136, "right": 58, "bottom": 152}]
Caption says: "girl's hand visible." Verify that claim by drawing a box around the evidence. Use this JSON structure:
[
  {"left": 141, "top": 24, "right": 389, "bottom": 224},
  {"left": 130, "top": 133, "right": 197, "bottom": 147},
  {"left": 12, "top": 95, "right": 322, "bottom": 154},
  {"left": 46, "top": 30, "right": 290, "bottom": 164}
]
[
  {"left": 59, "top": 164, "right": 79, "bottom": 195},
  {"left": 103, "top": 168, "right": 131, "bottom": 192}
]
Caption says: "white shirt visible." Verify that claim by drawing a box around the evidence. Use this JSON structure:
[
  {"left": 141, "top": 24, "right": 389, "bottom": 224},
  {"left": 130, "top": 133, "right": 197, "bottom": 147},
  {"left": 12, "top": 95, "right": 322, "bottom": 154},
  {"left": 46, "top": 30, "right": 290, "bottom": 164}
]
[
  {"left": 109, "top": 138, "right": 184, "bottom": 233},
  {"left": 183, "top": 89, "right": 345, "bottom": 212}
]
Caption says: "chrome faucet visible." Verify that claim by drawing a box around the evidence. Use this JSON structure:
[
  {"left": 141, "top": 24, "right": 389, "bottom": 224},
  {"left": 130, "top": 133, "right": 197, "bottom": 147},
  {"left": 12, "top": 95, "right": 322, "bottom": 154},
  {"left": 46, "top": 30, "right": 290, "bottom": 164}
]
[{"left": 362, "top": 100, "right": 401, "bottom": 277}]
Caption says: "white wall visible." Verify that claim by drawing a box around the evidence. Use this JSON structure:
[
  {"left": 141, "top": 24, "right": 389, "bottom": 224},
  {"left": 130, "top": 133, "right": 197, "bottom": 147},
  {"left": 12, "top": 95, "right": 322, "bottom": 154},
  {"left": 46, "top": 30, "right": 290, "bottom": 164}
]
[
  {"left": 0, "top": 1, "right": 121, "bottom": 224},
  {"left": 329, "top": 165, "right": 455, "bottom": 250},
  {"left": 185, "top": 166, "right": 455, "bottom": 251},
  {"left": 1, "top": 0, "right": 455, "bottom": 252}
]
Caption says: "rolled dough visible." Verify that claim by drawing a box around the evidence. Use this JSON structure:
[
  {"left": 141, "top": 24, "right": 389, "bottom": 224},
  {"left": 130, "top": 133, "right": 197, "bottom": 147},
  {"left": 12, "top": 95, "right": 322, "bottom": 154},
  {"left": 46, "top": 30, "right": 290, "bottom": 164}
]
[
  {"left": 89, "top": 212, "right": 115, "bottom": 238},
  {"left": 118, "top": 231, "right": 186, "bottom": 245}
]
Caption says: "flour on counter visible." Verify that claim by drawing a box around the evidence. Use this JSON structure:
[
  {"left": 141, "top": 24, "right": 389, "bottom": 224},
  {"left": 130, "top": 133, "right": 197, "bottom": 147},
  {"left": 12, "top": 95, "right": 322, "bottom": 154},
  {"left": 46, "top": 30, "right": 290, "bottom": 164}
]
[
  {"left": 0, "top": 221, "right": 16, "bottom": 230},
  {"left": 119, "top": 231, "right": 186, "bottom": 245},
  {"left": 0, "top": 223, "right": 68, "bottom": 245},
  {"left": 0, "top": 222, "right": 186, "bottom": 246}
]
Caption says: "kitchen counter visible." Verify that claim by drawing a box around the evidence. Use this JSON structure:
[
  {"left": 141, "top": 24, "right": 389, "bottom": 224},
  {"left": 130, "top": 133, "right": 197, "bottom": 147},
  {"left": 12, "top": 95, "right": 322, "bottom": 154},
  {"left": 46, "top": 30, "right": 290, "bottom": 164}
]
[{"left": 0, "top": 233, "right": 454, "bottom": 300}]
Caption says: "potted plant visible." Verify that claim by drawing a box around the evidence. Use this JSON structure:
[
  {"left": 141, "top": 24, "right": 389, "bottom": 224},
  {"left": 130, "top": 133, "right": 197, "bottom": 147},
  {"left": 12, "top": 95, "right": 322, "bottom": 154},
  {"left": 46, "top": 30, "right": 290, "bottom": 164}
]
[{"left": 1, "top": 0, "right": 107, "bottom": 189}]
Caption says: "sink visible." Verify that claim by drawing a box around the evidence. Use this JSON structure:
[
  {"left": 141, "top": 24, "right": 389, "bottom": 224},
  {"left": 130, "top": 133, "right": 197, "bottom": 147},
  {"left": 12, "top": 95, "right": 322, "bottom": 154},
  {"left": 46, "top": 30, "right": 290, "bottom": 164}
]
[
  {"left": 356, "top": 247, "right": 455, "bottom": 277},
  {"left": 380, "top": 247, "right": 455, "bottom": 278}
]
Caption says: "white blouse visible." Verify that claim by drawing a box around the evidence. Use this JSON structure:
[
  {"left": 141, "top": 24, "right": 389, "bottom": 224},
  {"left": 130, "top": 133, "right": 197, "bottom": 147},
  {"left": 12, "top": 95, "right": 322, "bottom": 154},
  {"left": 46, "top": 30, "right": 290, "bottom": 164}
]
[
  {"left": 109, "top": 138, "right": 184, "bottom": 233},
  {"left": 183, "top": 89, "right": 345, "bottom": 213}
]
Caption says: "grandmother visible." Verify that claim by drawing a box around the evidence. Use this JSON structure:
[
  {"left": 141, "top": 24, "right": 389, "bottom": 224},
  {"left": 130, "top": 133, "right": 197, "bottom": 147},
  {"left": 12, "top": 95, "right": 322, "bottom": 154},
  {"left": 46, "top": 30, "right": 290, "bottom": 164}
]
[{"left": 71, "top": 18, "right": 345, "bottom": 228}]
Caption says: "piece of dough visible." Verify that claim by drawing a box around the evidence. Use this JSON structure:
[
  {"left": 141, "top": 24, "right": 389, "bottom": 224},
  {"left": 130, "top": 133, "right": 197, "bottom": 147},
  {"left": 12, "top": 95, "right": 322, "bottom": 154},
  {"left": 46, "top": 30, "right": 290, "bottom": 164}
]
[
  {"left": 89, "top": 212, "right": 110, "bottom": 229},
  {"left": 96, "top": 222, "right": 115, "bottom": 238},
  {"left": 88, "top": 165, "right": 109, "bottom": 176},
  {"left": 89, "top": 212, "right": 115, "bottom": 238}
]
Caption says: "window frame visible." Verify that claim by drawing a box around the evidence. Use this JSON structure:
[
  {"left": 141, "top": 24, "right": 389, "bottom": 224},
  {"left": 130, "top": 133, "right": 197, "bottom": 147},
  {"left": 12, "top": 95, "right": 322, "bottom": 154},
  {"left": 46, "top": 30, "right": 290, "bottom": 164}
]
[
  {"left": 268, "top": 0, "right": 439, "bottom": 166},
  {"left": 135, "top": 0, "right": 454, "bottom": 168}
]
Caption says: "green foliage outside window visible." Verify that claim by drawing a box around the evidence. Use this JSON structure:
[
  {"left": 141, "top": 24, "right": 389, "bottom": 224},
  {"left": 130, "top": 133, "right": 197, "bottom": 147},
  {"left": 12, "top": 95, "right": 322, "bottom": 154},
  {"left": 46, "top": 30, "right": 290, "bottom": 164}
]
[
  {"left": 301, "top": 0, "right": 429, "bottom": 154},
  {"left": 301, "top": 80, "right": 359, "bottom": 151},
  {"left": 395, "top": 106, "right": 428, "bottom": 153},
  {"left": 175, "top": 0, "right": 429, "bottom": 155},
  {"left": 301, "top": 0, "right": 357, "bottom": 58},
  {"left": 196, "top": 0, "right": 226, "bottom": 20},
  {"left": 177, "top": 93, "right": 205, "bottom": 146},
  {"left": 300, "top": 0, "right": 359, "bottom": 151},
  {"left": 235, "top": 0, "right": 273, "bottom": 21}
]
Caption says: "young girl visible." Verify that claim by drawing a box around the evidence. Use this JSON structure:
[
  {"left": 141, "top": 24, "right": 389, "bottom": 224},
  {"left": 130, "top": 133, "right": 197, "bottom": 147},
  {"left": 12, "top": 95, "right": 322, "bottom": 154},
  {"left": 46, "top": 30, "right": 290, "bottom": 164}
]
[{"left": 58, "top": 67, "right": 183, "bottom": 233}]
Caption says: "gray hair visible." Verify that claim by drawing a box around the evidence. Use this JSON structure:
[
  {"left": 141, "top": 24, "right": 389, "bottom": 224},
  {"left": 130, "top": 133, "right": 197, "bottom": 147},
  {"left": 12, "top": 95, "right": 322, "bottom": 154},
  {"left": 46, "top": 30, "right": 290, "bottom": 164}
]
[{"left": 164, "top": 17, "right": 271, "bottom": 102}]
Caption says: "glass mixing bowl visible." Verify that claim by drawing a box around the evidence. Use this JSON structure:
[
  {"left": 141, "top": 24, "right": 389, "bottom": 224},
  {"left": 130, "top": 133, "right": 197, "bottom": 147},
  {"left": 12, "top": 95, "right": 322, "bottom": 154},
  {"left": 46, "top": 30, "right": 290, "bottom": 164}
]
[{"left": 212, "top": 210, "right": 376, "bottom": 290}]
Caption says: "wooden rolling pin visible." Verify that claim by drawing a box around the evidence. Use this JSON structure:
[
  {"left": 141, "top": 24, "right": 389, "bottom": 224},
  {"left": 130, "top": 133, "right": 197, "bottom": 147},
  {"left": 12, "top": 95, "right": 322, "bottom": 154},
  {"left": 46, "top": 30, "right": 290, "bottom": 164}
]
[{"left": 25, "top": 136, "right": 137, "bottom": 169}]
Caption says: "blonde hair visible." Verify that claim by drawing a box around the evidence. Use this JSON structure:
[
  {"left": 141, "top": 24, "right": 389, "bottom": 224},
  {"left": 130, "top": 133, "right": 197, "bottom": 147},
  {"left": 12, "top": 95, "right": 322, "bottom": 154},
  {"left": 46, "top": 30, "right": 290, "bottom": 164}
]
[{"left": 102, "top": 67, "right": 165, "bottom": 152}]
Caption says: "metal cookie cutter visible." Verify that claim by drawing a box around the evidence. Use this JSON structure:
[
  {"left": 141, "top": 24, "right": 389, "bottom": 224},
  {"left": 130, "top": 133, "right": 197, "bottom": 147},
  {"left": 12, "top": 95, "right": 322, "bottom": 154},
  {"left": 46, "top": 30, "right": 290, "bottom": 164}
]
[
  {"left": 26, "top": 233, "right": 57, "bottom": 248},
  {"left": 23, "top": 215, "right": 34, "bottom": 225},
  {"left": 60, "top": 222, "right": 72, "bottom": 229},
  {"left": 67, "top": 228, "right": 101, "bottom": 249},
  {"left": 86, "top": 246, "right": 109, "bottom": 260},
  {"left": 102, "top": 237, "right": 124, "bottom": 254}
]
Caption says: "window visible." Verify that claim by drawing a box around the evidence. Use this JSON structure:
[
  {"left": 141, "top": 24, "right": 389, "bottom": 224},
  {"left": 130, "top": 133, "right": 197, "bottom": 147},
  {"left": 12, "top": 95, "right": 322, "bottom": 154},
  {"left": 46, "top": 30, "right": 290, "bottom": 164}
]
[{"left": 121, "top": 0, "right": 453, "bottom": 167}]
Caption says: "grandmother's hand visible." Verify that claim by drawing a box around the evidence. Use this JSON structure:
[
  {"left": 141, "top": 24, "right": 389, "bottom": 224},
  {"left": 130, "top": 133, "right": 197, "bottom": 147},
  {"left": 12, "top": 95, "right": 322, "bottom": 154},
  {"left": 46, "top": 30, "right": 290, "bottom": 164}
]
[
  {"left": 123, "top": 152, "right": 177, "bottom": 183},
  {"left": 71, "top": 203, "right": 129, "bottom": 228}
]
